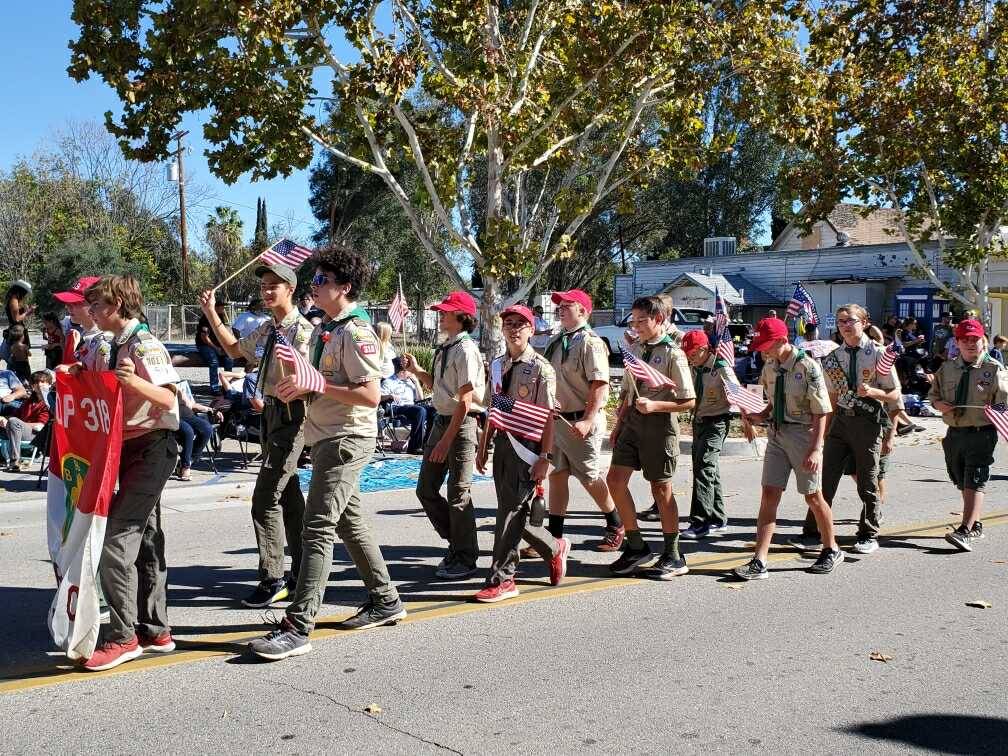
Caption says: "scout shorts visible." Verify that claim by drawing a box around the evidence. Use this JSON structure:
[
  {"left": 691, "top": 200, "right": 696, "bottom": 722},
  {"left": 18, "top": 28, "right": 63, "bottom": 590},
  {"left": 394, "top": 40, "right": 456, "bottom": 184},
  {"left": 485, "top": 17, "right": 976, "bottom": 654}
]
[
  {"left": 761, "top": 423, "right": 821, "bottom": 495},
  {"left": 611, "top": 411, "right": 678, "bottom": 483}
]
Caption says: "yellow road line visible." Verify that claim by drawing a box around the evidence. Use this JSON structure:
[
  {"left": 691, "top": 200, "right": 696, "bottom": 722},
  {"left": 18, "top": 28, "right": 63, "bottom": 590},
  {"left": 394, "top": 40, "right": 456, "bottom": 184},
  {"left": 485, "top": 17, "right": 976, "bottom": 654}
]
[{"left": 3, "top": 510, "right": 1005, "bottom": 695}]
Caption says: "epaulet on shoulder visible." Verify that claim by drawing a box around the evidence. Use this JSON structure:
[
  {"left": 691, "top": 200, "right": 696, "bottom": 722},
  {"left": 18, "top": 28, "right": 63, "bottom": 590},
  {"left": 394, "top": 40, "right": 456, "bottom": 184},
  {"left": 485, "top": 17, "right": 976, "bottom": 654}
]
[{"left": 135, "top": 329, "right": 157, "bottom": 343}]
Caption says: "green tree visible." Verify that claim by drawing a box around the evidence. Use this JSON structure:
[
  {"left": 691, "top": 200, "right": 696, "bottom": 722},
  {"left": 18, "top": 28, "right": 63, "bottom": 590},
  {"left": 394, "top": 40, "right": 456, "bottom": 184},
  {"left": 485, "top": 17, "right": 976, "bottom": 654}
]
[
  {"left": 70, "top": 0, "right": 809, "bottom": 353},
  {"left": 787, "top": 1, "right": 1008, "bottom": 321},
  {"left": 252, "top": 197, "right": 269, "bottom": 254},
  {"left": 205, "top": 206, "right": 249, "bottom": 302}
]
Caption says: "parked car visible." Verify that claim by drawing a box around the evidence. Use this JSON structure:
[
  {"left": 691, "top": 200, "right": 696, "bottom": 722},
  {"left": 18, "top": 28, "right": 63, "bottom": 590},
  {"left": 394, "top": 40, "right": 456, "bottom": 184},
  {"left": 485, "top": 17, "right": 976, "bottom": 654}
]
[{"left": 593, "top": 307, "right": 712, "bottom": 356}]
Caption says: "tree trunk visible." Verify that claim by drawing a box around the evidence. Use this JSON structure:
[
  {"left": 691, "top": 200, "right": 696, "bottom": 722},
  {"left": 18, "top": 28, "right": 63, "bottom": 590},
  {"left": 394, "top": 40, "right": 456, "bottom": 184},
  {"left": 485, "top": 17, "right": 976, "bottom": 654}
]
[{"left": 479, "top": 275, "right": 504, "bottom": 361}]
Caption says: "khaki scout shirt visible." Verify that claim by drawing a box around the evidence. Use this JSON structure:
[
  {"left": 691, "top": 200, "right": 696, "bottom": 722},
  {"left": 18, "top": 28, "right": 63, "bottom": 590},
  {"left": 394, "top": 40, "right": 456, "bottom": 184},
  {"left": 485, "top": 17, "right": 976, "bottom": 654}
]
[
  {"left": 693, "top": 354, "right": 739, "bottom": 419},
  {"left": 78, "top": 325, "right": 111, "bottom": 372},
  {"left": 545, "top": 325, "right": 609, "bottom": 413},
  {"left": 304, "top": 308, "right": 383, "bottom": 444},
  {"left": 822, "top": 334, "right": 898, "bottom": 401},
  {"left": 499, "top": 345, "right": 557, "bottom": 411},
  {"left": 760, "top": 347, "right": 831, "bottom": 425},
  {"left": 620, "top": 334, "right": 694, "bottom": 406},
  {"left": 928, "top": 355, "right": 1008, "bottom": 428},
  {"left": 111, "top": 319, "right": 181, "bottom": 441},
  {"left": 431, "top": 333, "right": 486, "bottom": 416},
  {"left": 238, "top": 308, "right": 313, "bottom": 398}
]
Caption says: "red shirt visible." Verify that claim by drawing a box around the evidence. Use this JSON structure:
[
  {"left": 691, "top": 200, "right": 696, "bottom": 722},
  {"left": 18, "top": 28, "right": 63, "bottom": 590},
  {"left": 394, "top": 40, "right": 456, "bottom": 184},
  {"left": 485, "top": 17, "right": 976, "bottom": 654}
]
[{"left": 16, "top": 398, "right": 50, "bottom": 426}]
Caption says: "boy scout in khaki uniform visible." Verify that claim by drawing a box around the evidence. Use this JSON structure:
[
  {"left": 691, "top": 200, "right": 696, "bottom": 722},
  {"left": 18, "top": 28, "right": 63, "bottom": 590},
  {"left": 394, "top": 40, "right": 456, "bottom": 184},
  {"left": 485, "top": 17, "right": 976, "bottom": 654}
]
[
  {"left": 544, "top": 289, "right": 623, "bottom": 551},
  {"left": 473, "top": 305, "right": 569, "bottom": 603},
  {"left": 81, "top": 276, "right": 181, "bottom": 671},
  {"left": 799, "top": 305, "right": 900, "bottom": 555},
  {"left": 680, "top": 330, "right": 743, "bottom": 539},
  {"left": 929, "top": 319, "right": 1008, "bottom": 552},
  {"left": 733, "top": 317, "right": 843, "bottom": 581},
  {"left": 250, "top": 246, "right": 405, "bottom": 662},
  {"left": 403, "top": 291, "right": 486, "bottom": 580},
  {"left": 200, "top": 263, "right": 314, "bottom": 608},
  {"left": 607, "top": 296, "right": 695, "bottom": 579}
]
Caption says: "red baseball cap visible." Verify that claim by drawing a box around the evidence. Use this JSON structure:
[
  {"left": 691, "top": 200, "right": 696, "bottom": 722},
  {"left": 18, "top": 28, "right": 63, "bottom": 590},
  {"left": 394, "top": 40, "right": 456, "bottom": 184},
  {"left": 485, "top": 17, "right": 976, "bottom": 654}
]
[
  {"left": 954, "top": 318, "right": 985, "bottom": 340},
  {"left": 551, "top": 289, "right": 593, "bottom": 313},
  {"left": 431, "top": 290, "right": 477, "bottom": 317},
  {"left": 54, "top": 276, "right": 102, "bottom": 304},
  {"left": 500, "top": 304, "right": 534, "bottom": 326},
  {"left": 681, "top": 330, "right": 711, "bottom": 355},
  {"left": 749, "top": 317, "right": 789, "bottom": 353}
]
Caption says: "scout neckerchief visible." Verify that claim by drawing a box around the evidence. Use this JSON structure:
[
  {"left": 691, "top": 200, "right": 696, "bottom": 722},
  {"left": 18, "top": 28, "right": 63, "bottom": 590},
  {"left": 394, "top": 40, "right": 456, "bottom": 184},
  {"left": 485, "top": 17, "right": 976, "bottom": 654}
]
[
  {"left": 953, "top": 354, "right": 993, "bottom": 417},
  {"left": 433, "top": 332, "right": 470, "bottom": 380},
  {"left": 640, "top": 333, "right": 673, "bottom": 364},
  {"left": 108, "top": 320, "right": 148, "bottom": 368},
  {"left": 845, "top": 344, "right": 860, "bottom": 390},
  {"left": 311, "top": 311, "right": 358, "bottom": 369},
  {"left": 772, "top": 348, "right": 806, "bottom": 427},
  {"left": 544, "top": 324, "right": 588, "bottom": 363}
]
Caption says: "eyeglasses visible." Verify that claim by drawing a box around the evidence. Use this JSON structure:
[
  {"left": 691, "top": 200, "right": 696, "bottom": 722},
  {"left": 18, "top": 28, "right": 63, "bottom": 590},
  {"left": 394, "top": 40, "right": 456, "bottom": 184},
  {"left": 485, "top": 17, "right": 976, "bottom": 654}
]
[
  {"left": 311, "top": 273, "right": 332, "bottom": 287},
  {"left": 502, "top": 319, "right": 531, "bottom": 331},
  {"left": 837, "top": 318, "right": 862, "bottom": 326}
]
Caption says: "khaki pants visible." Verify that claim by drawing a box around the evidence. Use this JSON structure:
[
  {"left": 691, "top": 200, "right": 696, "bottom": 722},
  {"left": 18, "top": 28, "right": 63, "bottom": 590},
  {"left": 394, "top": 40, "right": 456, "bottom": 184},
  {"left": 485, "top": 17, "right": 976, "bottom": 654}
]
[
  {"left": 286, "top": 435, "right": 398, "bottom": 634},
  {"left": 100, "top": 430, "right": 178, "bottom": 644},
  {"left": 415, "top": 415, "right": 479, "bottom": 568},
  {"left": 251, "top": 398, "right": 306, "bottom": 583}
]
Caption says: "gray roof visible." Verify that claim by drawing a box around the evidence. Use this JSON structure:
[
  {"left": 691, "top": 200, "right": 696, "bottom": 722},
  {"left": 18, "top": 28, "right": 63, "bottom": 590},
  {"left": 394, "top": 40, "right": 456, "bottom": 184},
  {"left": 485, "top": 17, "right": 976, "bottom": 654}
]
[
  {"left": 722, "top": 274, "right": 784, "bottom": 306},
  {"left": 661, "top": 272, "right": 744, "bottom": 305}
]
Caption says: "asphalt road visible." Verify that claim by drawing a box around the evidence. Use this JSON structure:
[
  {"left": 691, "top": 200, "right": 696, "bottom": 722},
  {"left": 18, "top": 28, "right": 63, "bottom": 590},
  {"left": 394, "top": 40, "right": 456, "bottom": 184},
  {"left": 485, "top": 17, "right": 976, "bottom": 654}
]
[{"left": 1, "top": 428, "right": 1007, "bottom": 755}]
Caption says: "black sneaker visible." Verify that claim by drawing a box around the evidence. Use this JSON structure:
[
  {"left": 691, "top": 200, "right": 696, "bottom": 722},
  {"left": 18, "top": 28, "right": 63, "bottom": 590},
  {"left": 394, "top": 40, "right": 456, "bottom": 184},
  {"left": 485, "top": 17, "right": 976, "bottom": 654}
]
[
  {"left": 242, "top": 579, "right": 289, "bottom": 608},
  {"left": 972, "top": 521, "right": 985, "bottom": 540},
  {"left": 808, "top": 548, "right": 845, "bottom": 574},
  {"left": 608, "top": 545, "right": 654, "bottom": 575},
  {"left": 248, "top": 617, "right": 311, "bottom": 661},
  {"left": 638, "top": 503, "right": 661, "bottom": 522},
  {"left": 945, "top": 525, "right": 975, "bottom": 552},
  {"left": 733, "top": 557, "right": 768, "bottom": 580},
  {"left": 640, "top": 552, "right": 689, "bottom": 580},
  {"left": 337, "top": 598, "right": 408, "bottom": 631}
]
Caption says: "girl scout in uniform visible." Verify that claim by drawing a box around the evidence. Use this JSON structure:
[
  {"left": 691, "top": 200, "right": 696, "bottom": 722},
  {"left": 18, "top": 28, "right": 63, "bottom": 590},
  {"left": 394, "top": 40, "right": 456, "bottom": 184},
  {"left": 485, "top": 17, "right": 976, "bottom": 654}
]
[
  {"left": 929, "top": 319, "right": 1008, "bottom": 552},
  {"left": 81, "top": 276, "right": 181, "bottom": 671}
]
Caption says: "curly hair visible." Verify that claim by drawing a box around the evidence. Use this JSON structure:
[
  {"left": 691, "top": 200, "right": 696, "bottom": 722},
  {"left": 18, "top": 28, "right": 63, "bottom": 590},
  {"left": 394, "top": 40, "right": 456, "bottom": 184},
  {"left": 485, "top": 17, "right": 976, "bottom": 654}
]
[{"left": 311, "top": 243, "right": 370, "bottom": 300}]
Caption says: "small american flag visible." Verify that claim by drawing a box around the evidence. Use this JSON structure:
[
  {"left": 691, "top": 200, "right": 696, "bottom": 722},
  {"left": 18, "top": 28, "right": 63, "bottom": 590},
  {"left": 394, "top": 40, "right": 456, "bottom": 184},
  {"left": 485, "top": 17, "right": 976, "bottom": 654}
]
[
  {"left": 875, "top": 339, "right": 904, "bottom": 375},
  {"left": 274, "top": 331, "right": 327, "bottom": 394},
  {"left": 723, "top": 379, "right": 767, "bottom": 414},
  {"left": 260, "top": 238, "right": 314, "bottom": 268},
  {"left": 489, "top": 393, "right": 550, "bottom": 442},
  {"left": 619, "top": 343, "right": 677, "bottom": 390},
  {"left": 787, "top": 282, "right": 819, "bottom": 325},
  {"left": 984, "top": 403, "right": 1008, "bottom": 442},
  {"left": 713, "top": 287, "right": 735, "bottom": 363},
  {"left": 388, "top": 289, "right": 410, "bottom": 334}
]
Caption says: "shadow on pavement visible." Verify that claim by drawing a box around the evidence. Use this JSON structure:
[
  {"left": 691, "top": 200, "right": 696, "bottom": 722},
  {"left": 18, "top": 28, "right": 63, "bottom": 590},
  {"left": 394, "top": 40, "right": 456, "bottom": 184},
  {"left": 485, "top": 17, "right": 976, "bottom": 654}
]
[
  {"left": 0, "top": 585, "right": 61, "bottom": 674},
  {"left": 843, "top": 714, "right": 1008, "bottom": 755}
]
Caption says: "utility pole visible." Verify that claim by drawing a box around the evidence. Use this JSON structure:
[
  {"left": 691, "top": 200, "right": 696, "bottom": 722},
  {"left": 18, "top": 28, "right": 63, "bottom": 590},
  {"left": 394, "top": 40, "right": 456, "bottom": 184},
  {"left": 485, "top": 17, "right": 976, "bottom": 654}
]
[{"left": 170, "top": 130, "right": 191, "bottom": 297}]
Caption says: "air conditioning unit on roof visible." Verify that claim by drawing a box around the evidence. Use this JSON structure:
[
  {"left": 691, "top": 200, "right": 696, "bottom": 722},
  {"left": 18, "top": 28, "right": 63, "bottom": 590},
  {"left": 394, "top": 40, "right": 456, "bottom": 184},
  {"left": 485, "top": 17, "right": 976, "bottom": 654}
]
[{"left": 703, "top": 237, "right": 736, "bottom": 257}]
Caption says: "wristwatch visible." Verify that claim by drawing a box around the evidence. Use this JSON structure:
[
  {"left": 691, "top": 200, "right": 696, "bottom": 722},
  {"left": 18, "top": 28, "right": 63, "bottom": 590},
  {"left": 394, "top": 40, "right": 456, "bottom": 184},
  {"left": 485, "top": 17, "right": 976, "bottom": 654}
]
[{"left": 539, "top": 452, "right": 552, "bottom": 461}]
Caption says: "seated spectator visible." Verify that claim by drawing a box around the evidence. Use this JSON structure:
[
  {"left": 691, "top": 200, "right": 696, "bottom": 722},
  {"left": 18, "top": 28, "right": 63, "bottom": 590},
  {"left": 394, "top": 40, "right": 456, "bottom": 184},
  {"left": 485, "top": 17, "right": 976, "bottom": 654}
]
[
  {"left": 381, "top": 358, "right": 435, "bottom": 454},
  {"left": 175, "top": 383, "right": 223, "bottom": 481},
  {"left": 220, "top": 369, "right": 263, "bottom": 413},
  {"left": 0, "top": 371, "right": 51, "bottom": 470},
  {"left": 195, "top": 303, "right": 236, "bottom": 395},
  {"left": 41, "top": 312, "right": 64, "bottom": 370},
  {"left": 0, "top": 367, "right": 27, "bottom": 418},
  {"left": 990, "top": 335, "right": 1007, "bottom": 365},
  {"left": 376, "top": 321, "right": 397, "bottom": 378},
  {"left": 4, "top": 324, "right": 31, "bottom": 383},
  {"left": 232, "top": 297, "right": 270, "bottom": 340}
]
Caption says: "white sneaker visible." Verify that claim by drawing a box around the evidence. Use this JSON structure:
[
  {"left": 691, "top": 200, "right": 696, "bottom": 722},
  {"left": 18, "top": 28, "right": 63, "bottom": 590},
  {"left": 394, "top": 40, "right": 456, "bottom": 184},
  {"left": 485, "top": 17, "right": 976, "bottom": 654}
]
[{"left": 852, "top": 538, "right": 879, "bottom": 554}]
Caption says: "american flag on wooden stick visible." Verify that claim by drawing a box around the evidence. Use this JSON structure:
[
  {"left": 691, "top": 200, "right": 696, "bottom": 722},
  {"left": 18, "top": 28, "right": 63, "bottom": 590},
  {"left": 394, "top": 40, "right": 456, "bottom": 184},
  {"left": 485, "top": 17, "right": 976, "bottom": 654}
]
[
  {"left": 488, "top": 393, "right": 550, "bottom": 442},
  {"left": 875, "top": 339, "right": 904, "bottom": 375},
  {"left": 713, "top": 287, "right": 735, "bottom": 363},
  {"left": 274, "top": 331, "right": 327, "bottom": 394},
  {"left": 388, "top": 288, "right": 410, "bottom": 334},
  {"left": 787, "top": 282, "right": 819, "bottom": 325},
  {"left": 619, "top": 343, "right": 677, "bottom": 390},
  {"left": 260, "top": 238, "right": 314, "bottom": 268},
  {"left": 984, "top": 403, "right": 1008, "bottom": 442},
  {"left": 723, "top": 380, "right": 767, "bottom": 414}
]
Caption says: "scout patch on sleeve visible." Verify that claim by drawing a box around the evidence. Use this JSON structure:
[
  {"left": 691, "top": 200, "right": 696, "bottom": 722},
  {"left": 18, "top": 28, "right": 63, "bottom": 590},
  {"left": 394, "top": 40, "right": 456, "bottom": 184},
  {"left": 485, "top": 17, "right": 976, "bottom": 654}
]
[{"left": 350, "top": 324, "right": 380, "bottom": 356}]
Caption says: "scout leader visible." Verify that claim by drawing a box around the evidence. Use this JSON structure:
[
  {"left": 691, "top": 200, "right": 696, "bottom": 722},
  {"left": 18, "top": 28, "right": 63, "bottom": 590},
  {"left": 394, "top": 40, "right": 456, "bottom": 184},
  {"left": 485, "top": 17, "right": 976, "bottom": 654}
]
[
  {"left": 473, "top": 304, "right": 570, "bottom": 603},
  {"left": 795, "top": 304, "right": 900, "bottom": 556},
  {"left": 606, "top": 295, "right": 695, "bottom": 580},
  {"left": 250, "top": 244, "right": 405, "bottom": 662},
  {"left": 80, "top": 276, "right": 182, "bottom": 671},
  {"left": 543, "top": 289, "right": 624, "bottom": 551},
  {"left": 680, "top": 329, "right": 745, "bottom": 539},
  {"left": 401, "top": 291, "right": 486, "bottom": 581},
  {"left": 929, "top": 318, "right": 1008, "bottom": 552},
  {"left": 199, "top": 262, "right": 314, "bottom": 608},
  {"left": 732, "top": 317, "right": 843, "bottom": 581}
]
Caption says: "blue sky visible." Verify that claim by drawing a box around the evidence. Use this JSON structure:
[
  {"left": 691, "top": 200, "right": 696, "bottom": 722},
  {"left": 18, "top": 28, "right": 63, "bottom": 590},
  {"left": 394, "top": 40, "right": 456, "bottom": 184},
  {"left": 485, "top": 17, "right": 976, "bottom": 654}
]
[{"left": 0, "top": 5, "right": 334, "bottom": 248}]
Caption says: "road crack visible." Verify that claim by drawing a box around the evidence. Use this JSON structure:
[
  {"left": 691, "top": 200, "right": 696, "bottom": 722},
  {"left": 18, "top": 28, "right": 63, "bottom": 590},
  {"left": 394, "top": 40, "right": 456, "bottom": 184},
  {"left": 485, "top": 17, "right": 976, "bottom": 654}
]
[{"left": 267, "top": 678, "right": 463, "bottom": 755}]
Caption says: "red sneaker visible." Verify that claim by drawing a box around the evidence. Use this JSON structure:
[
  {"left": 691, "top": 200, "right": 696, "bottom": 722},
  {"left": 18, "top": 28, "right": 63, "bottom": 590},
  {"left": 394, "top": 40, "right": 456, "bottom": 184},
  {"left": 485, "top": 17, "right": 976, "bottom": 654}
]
[
  {"left": 596, "top": 526, "right": 625, "bottom": 552},
  {"left": 550, "top": 537, "right": 571, "bottom": 586},
  {"left": 473, "top": 579, "right": 520, "bottom": 603},
  {"left": 82, "top": 637, "right": 143, "bottom": 671},
  {"left": 139, "top": 632, "right": 176, "bottom": 653}
]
